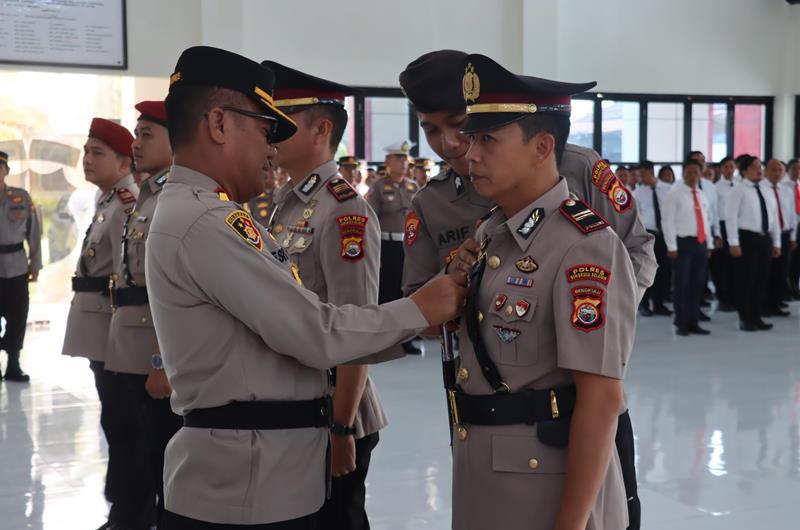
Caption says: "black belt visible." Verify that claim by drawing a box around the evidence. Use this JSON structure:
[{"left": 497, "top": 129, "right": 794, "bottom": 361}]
[
  {"left": 72, "top": 276, "right": 110, "bottom": 294},
  {"left": 111, "top": 286, "right": 149, "bottom": 307},
  {"left": 452, "top": 386, "right": 576, "bottom": 426},
  {"left": 184, "top": 396, "right": 334, "bottom": 430},
  {"left": 0, "top": 242, "right": 23, "bottom": 254}
]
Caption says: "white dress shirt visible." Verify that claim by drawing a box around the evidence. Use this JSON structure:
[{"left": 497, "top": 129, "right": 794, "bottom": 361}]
[
  {"left": 633, "top": 181, "right": 670, "bottom": 232},
  {"left": 697, "top": 178, "right": 720, "bottom": 237},
  {"left": 724, "top": 179, "right": 781, "bottom": 248},
  {"left": 765, "top": 180, "right": 797, "bottom": 240},
  {"left": 715, "top": 177, "right": 736, "bottom": 227},
  {"left": 662, "top": 182, "right": 714, "bottom": 252},
  {"left": 781, "top": 179, "right": 800, "bottom": 218}
]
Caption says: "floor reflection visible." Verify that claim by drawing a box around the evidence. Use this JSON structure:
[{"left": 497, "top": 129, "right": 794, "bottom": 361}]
[{"left": 0, "top": 301, "right": 798, "bottom": 529}]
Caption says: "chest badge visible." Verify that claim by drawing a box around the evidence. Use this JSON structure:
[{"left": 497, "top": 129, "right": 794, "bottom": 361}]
[
  {"left": 493, "top": 293, "right": 507, "bottom": 311},
  {"left": 487, "top": 255, "right": 501, "bottom": 269},
  {"left": 515, "top": 256, "right": 538, "bottom": 273},
  {"left": 493, "top": 325, "right": 520, "bottom": 344},
  {"left": 506, "top": 276, "right": 534, "bottom": 288},
  {"left": 515, "top": 299, "right": 531, "bottom": 318}
]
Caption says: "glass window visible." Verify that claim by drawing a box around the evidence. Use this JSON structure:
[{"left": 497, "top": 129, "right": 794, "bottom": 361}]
[
  {"left": 691, "top": 103, "right": 728, "bottom": 163},
  {"left": 733, "top": 104, "right": 765, "bottom": 159},
  {"left": 568, "top": 99, "right": 594, "bottom": 149},
  {"left": 647, "top": 103, "right": 684, "bottom": 161},
  {"left": 601, "top": 100, "right": 639, "bottom": 162},
  {"left": 335, "top": 97, "right": 357, "bottom": 160},
  {"left": 364, "top": 97, "right": 409, "bottom": 162}
]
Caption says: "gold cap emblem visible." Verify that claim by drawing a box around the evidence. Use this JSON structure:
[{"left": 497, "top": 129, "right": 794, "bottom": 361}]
[{"left": 462, "top": 62, "right": 480, "bottom": 103}]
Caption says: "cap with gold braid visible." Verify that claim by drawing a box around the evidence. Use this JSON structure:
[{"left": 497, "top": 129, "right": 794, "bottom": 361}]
[
  {"left": 167, "top": 46, "right": 297, "bottom": 143},
  {"left": 338, "top": 155, "right": 359, "bottom": 167},
  {"left": 460, "top": 54, "right": 596, "bottom": 134},
  {"left": 261, "top": 61, "right": 360, "bottom": 112},
  {"left": 413, "top": 158, "right": 435, "bottom": 170}
]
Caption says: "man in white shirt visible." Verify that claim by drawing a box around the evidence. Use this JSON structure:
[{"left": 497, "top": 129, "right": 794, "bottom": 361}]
[
  {"left": 663, "top": 160, "right": 714, "bottom": 336},
  {"left": 712, "top": 156, "right": 737, "bottom": 310},
  {"left": 725, "top": 156, "right": 782, "bottom": 332},
  {"left": 633, "top": 161, "right": 672, "bottom": 316},
  {"left": 763, "top": 159, "right": 797, "bottom": 316},
  {"left": 786, "top": 158, "right": 800, "bottom": 299}
]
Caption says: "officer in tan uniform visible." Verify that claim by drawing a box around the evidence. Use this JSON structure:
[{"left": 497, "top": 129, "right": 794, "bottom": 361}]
[
  {"left": 105, "top": 100, "right": 181, "bottom": 530},
  {"left": 446, "top": 53, "right": 635, "bottom": 530},
  {"left": 245, "top": 164, "right": 278, "bottom": 227},
  {"left": 264, "top": 60, "right": 387, "bottom": 530},
  {"left": 367, "top": 140, "right": 421, "bottom": 353},
  {"left": 398, "top": 50, "right": 653, "bottom": 528},
  {"left": 0, "top": 151, "right": 41, "bottom": 382},
  {"left": 412, "top": 157, "right": 435, "bottom": 188},
  {"left": 61, "top": 118, "right": 153, "bottom": 530},
  {"left": 337, "top": 155, "right": 360, "bottom": 186},
  {"left": 146, "top": 46, "right": 465, "bottom": 530}
]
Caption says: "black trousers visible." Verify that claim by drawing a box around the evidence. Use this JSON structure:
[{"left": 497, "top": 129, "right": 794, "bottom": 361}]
[
  {"left": 615, "top": 410, "right": 640, "bottom": 530},
  {"left": 642, "top": 230, "right": 669, "bottom": 309},
  {"left": 673, "top": 237, "right": 708, "bottom": 329},
  {"left": 709, "top": 222, "right": 735, "bottom": 306},
  {"left": 162, "top": 512, "right": 317, "bottom": 530},
  {"left": 0, "top": 274, "right": 29, "bottom": 366},
  {"left": 789, "top": 222, "right": 800, "bottom": 294},
  {"left": 122, "top": 372, "right": 184, "bottom": 530},
  {"left": 765, "top": 231, "right": 793, "bottom": 311},
  {"left": 317, "top": 432, "right": 380, "bottom": 530},
  {"left": 378, "top": 240, "right": 404, "bottom": 304},
  {"left": 733, "top": 230, "right": 772, "bottom": 324},
  {"left": 89, "top": 362, "right": 155, "bottom": 529}
]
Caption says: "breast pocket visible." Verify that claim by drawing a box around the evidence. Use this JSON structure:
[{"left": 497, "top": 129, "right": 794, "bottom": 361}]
[
  {"left": 381, "top": 192, "right": 403, "bottom": 213},
  {"left": 8, "top": 205, "right": 27, "bottom": 223},
  {"left": 491, "top": 434, "right": 566, "bottom": 475},
  {"left": 488, "top": 293, "right": 538, "bottom": 366}
]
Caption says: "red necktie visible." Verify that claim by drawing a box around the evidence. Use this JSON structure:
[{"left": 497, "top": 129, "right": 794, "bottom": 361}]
[
  {"left": 692, "top": 189, "right": 706, "bottom": 244},
  {"left": 773, "top": 185, "right": 785, "bottom": 231},
  {"left": 795, "top": 182, "right": 800, "bottom": 215}
]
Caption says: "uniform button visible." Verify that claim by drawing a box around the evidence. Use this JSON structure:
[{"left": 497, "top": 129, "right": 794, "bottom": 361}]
[
  {"left": 528, "top": 458, "right": 539, "bottom": 470},
  {"left": 565, "top": 199, "right": 576, "bottom": 207},
  {"left": 478, "top": 311, "right": 484, "bottom": 322},
  {"left": 140, "top": 316, "right": 148, "bottom": 324},
  {"left": 457, "top": 426, "right": 468, "bottom": 441},
  {"left": 111, "top": 273, "right": 119, "bottom": 281},
  {"left": 488, "top": 256, "right": 501, "bottom": 269},
  {"left": 457, "top": 367, "right": 469, "bottom": 382},
  {"left": 505, "top": 305, "right": 513, "bottom": 316},
  {"left": 88, "top": 249, "right": 96, "bottom": 257}
]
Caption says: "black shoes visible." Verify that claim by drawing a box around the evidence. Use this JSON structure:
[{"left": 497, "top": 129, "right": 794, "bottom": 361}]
[
  {"left": 639, "top": 306, "right": 654, "bottom": 317},
  {"left": 676, "top": 327, "right": 690, "bottom": 336},
  {"left": 764, "top": 308, "right": 790, "bottom": 317},
  {"left": 739, "top": 322, "right": 758, "bottom": 332},
  {"left": 2, "top": 367, "right": 30, "bottom": 383},
  {"left": 717, "top": 302, "right": 736, "bottom": 312},
  {"left": 402, "top": 340, "right": 422, "bottom": 355},
  {"left": 698, "top": 312, "right": 711, "bottom": 322},
  {"left": 652, "top": 305, "right": 674, "bottom": 316},
  {"left": 755, "top": 320, "right": 774, "bottom": 330},
  {"left": 688, "top": 325, "right": 710, "bottom": 335}
]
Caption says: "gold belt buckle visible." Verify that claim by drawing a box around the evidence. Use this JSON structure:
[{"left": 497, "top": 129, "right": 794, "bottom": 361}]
[
  {"left": 549, "top": 389, "right": 560, "bottom": 419},
  {"left": 447, "top": 389, "right": 461, "bottom": 426}
]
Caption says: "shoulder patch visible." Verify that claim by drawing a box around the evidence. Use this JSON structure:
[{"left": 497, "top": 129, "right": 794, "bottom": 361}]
[
  {"left": 560, "top": 199, "right": 608, "bottom": 234},
  {"left": 336, "top": 214, "right": 368, "bottom": 261},
  {"left": 326, "top": 178, "right": 358, "bottom": 202},
  {"left": 225, "top": 210, "right": 263, "bottom": 251},
  {"left": 11, "top": 194, "right": 24, "bottom": 204},
  {"left": 590, "top": 160, "right": 617, "bottom": 193},
  {"left": 591, "top": 160, "right": 633, "bottom": 212},
  {"left": 566, "top": 264, "right": 611, "bottom": 285},
  {"left": 405, "top": 212, "right": 421, "bottom": 247},
  {"left": 570, "top": 285, "right": 605, "bottom": 333},
  {"left": 117, "top": 188, "right": 136, "bottom": 204}
]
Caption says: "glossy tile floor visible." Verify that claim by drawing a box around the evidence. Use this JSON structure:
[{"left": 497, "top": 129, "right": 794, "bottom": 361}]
[{"left": 1, "top": 301, "right": 799, "bottom": 530}]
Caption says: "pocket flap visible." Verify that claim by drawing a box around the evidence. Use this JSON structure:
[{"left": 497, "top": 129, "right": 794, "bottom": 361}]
[
  {"left": 489, "top": 293, "right": 537, "bottom": 324},
  {"left": 491, "top": 434, "right": 566, "bottom": 474}
]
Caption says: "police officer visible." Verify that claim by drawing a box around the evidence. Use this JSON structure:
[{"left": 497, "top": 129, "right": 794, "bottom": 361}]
[
  {"left": 104, "top": 100, "right": 181, "bottom": 530},
  {"left": 264, "top": 60, "right": 387, "bottom": 530},
  {"left": 146, "top": 46, "right": 464, "bottom": 530},
  {"left": 337, "top": 155, "right": 360, "bottom": 186},
  {"left": 367, "top": 140, "right": 421, "bottom": 354},
  {"left": 246, "top": 164, "right": 278, "bottom": 227},
  {"left": 0, "top": 151, "right": 41, "bottom": 382},
  {"left": 398, "top": 50, "right": 654, "bottom": 529},
  {"left": 446, "top": 53, "right": 635, "bottom": 530},
  {"left": 412, "top": 157, "right": 435, "bottom": 188},
  {"left": 61, "top": 118, "right": 150, "bottom": 530}
]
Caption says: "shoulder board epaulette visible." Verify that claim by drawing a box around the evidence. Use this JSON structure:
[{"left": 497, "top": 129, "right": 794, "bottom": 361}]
[
  {"left": 117, "top": 188, "right": 136, "bottom": 204},
  {"left": 559, "top": 198, "right": 608, "bottom": 234},
  {"left": 326, "top": 178, "right": 358, "bottom": 202}
]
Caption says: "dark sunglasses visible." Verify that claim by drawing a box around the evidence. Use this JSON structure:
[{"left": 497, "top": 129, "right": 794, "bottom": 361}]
[{"left": 204, "top": 106, "right": 279, "bottom": 141}]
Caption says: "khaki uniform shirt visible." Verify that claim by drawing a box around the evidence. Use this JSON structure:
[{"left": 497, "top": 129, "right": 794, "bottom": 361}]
[
  {"left": 269, "top": 160, "right": 386, "bottom": 439},
  {"left": 401, "top": 169, "right": 491, "bottom": 295},
  {"left": 400, "top": 144, "right": 656, "bottom": 299},
  {"left": 62, "top": 174, "right": 138, "bottom": 362},
  {"left": 106, "top": 170, "right": 168, "bottom": 375},
  {"left": 0, "top": 185, "right": 42, "bottom": 278},
  {"left": 144, "top": 165, "right": 428, "bottom": 525},
  {"left": 452, "top": 178, "right": 636, "bottom": 530},
  {"left": 366, "top": 176, "right": 419, "bottom": 234},
  {"left": 245, "top": 188, "right": 276, "bottom": 227}
]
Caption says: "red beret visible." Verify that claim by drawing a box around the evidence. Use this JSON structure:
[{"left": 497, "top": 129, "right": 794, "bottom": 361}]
[
  {"left": 89, "top": 118, "right": 134, "bottom": 158},
  {"left": 135, "top": 100, "right": 167, "bottom": 126}
]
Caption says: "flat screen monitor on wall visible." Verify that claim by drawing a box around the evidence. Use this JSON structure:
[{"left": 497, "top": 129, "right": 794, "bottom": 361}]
[{"left": 0, "top": 0, "right": 126, "bottom": 70}]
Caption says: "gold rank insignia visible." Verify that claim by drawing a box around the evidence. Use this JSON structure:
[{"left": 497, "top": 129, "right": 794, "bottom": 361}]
[
  {"left": 225, "top": 210, "right": 263, "bottom": 251},
  {"left": 462, "top": 62, "right": 480, "bottom": 103},
  {"left": 515, "top": 256, "right": 538, "bottom": 273}
]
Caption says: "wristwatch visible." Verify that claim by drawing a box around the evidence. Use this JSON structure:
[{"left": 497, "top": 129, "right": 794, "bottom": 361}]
[
  {"left": 330, "top": 422, "right": 357, "bottom": 436},
  {"left": 151, "top": 354, "right": 164, "bottom": 370}
]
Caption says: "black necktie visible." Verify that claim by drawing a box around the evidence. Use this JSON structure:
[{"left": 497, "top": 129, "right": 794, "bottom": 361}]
[
  {"left": 652, "top": 187, "right": 662, "bottom": 232},
  {"left": 754, "top": 184, "right": 769, "bottom": 234}
]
